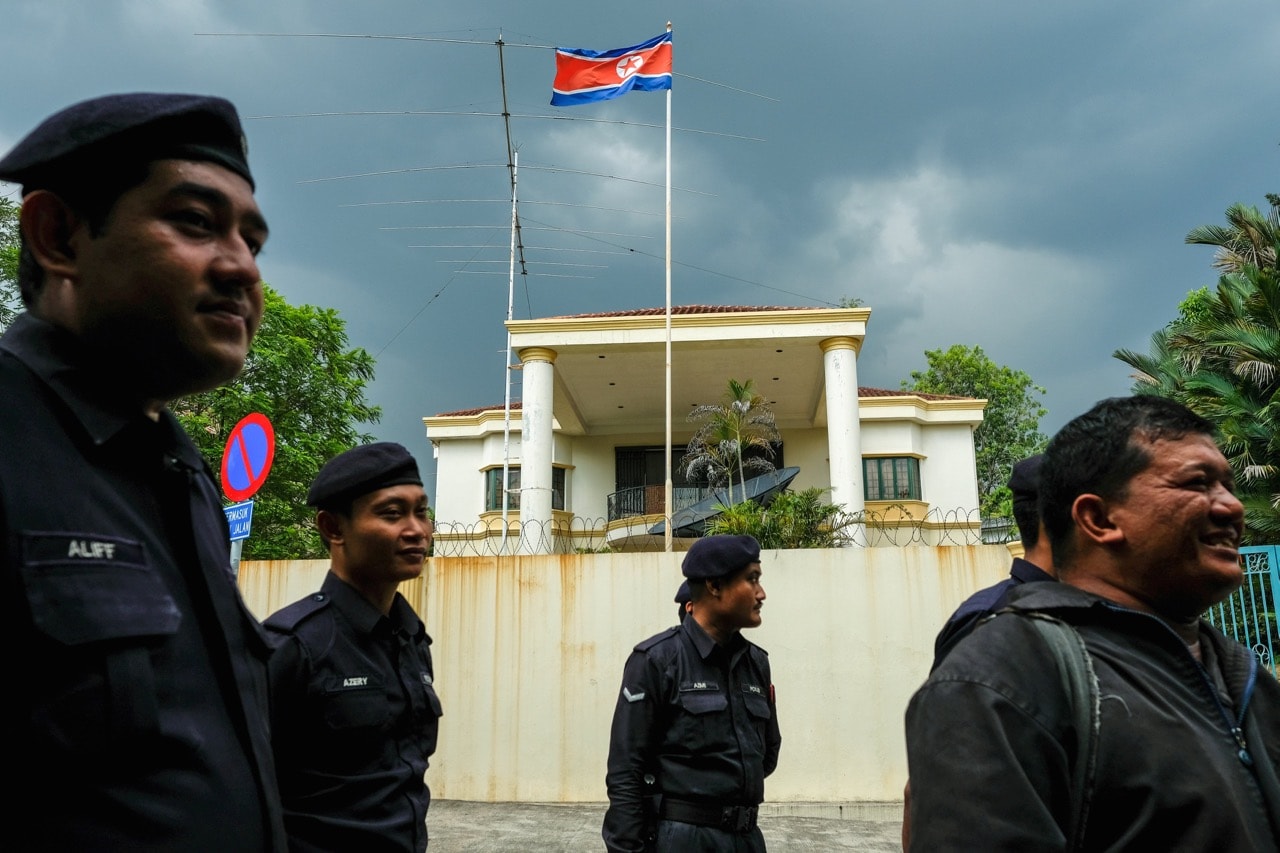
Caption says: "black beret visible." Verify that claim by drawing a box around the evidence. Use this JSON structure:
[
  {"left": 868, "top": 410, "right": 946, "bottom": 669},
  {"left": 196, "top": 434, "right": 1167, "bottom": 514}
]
[
  {"left": 308, "top": 442, "right": 422, "bottom": 509},
  {"left": 674, "top": 580, "right": 691, "bottom": 605},
  {"left": 682, "top": 535, "right": 761, "bottom": 580},
  {"left": 1008, "top": 454, "right": 1043, "bottom": 507},
  {"left": 0, "top": 92, "right": 253, "bottom": 191}
]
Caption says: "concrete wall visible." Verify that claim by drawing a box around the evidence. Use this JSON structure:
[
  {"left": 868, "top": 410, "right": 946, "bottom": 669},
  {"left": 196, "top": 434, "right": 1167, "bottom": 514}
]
[{"left": 240, "top": 545, "right": 1010, "bottom": 803}]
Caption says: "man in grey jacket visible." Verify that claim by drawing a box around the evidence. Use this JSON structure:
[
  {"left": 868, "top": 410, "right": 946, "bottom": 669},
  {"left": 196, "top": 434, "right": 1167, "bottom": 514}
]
[{"left": 905, "top": 396, "right": 1280, "bottom": 851}]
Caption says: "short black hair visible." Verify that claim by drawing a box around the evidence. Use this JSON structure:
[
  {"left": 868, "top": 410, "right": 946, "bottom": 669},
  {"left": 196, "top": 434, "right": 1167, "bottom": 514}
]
[
  {"left": 1012, "top": 498, "right": 1041, "bottom": 550},
  {"left": 16, "top": 159, "right": 155, "bottom": 305},
  {"left": 687, "top": 561, "right": 758, "bottom": 604},
  {"left": 1040, "top": 396, "right": 1216, "bottom": 567}
]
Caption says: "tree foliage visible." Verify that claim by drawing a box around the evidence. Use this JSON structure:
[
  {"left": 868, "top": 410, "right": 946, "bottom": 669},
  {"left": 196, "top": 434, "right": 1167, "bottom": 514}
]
[
  {"left": 681, "top": 378, "right": 781, "bottom": 505},
  {"left": 0, "top": 196, "right": 20, "bottom": 330},
  {"left": 903, "top": 345, "right": 1047, "bottom": 517},
  {"left": 173, "top": 284, "right": 381, "bottom": 559},
  {"left": 1114, "top": 196, "right": 1280, "bottom": 541}
]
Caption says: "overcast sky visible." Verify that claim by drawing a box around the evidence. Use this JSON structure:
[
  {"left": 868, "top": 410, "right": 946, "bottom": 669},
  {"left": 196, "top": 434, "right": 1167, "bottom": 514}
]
[{"left": 3, "top": 1, "right": 1278, "bottom": 491}]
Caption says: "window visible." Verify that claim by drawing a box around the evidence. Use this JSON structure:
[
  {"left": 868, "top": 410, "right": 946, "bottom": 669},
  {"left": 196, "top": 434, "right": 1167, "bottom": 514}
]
[
  {"left": 864, "top": 457, "right": 921, "bottom": 501},
  {"left": 615, "top": 443, "right": 785, "bottom": 490},
  {"left": 485, "top": 466, "right": 565, "bottom": 511}
]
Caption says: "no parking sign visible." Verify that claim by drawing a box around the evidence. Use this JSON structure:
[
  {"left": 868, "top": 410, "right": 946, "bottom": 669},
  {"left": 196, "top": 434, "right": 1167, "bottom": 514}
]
[{"left": 221, "top": 412, "right": 275, "bottom": 502}]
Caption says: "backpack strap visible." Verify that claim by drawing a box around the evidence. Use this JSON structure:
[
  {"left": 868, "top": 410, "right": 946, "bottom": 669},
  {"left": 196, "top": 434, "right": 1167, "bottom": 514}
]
[{"left": 1018, "top": 611, "right": 1100, "bottom": 853}]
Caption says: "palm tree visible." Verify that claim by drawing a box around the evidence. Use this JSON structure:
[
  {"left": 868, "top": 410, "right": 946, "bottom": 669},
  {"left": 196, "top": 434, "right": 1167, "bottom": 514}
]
[
  {"left": 1114, "top": 326, "right": 1192, "bottom": 397},
  {"left": 681, "top": 378, "right": 781, "bottom": 505},
  {"left": 1185, "top": 198, "right": 1279, "bottom": 274},
  {"left": 1118, "top": 262, "right": 1280, "bottom": 540},
  {"left": 1116, "top": 197, "right": 1280, "bottom": 541}
]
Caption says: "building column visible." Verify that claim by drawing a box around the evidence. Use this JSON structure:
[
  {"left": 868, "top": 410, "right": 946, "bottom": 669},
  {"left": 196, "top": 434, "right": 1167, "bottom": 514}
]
[
  {"left": 518, "top": 347, "right": 557, "bottom": 554},
  {"left": 821, "top": 337, "right": 863, "bottom": 542}
]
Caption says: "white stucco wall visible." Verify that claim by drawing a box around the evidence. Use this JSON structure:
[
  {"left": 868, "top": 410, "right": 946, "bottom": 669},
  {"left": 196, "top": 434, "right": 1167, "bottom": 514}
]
[
  {"left": 239, "top": 545, "right": 1011, "bottom": 803},
  {"left": 921, "top": 423, "right": 981, "bottom": 510}
]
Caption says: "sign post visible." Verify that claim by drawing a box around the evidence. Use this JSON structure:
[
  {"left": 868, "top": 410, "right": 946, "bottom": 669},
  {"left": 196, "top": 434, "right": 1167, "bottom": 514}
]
[{"left": 220, "top": 413, "right": 275, "bottom": 575}]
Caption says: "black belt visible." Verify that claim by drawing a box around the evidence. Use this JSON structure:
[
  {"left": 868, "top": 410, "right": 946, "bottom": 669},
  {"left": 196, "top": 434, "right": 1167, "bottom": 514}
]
[{"left": 660, "top": 799, "right": 759, "bottom": 833}]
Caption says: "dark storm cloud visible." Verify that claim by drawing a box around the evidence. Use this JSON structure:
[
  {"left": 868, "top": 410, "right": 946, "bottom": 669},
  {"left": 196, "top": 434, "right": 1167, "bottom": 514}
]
[{"left": 3, "top": 0, "right": 1278, "bottom": 489}]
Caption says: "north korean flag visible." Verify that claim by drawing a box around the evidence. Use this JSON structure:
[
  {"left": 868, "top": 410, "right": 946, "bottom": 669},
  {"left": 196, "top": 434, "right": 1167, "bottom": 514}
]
[{"left": 551, "top": 32, "right": 672, "bottom": 107}]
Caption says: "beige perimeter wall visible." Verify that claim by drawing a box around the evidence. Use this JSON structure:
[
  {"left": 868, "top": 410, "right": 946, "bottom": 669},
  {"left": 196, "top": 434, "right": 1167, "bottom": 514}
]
[{"left": 239, "top": 546, "right": 1010, "bottom": 803}]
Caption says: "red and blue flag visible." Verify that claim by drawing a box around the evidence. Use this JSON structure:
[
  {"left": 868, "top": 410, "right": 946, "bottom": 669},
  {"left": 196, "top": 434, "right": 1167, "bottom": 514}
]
[{"left": 551, "top": 32, "right": 672, "bottom": 107}]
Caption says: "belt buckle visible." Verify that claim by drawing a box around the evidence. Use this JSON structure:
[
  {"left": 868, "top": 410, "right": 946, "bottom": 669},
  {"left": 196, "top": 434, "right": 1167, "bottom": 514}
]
[{"left": 722, "top": 805, "right": 755, "bottom": 832}]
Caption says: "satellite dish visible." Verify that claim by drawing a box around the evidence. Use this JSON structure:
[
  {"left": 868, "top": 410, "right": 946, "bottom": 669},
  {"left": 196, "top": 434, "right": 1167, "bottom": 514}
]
[{"left": 649, "top": 467, "right": 802, "bottom": 538}]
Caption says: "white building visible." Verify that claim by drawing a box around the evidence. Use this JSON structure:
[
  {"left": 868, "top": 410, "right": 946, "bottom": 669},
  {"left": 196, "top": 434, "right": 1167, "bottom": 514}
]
[{"left": 423, "top": 305, "right": 985, "bottom": 553}]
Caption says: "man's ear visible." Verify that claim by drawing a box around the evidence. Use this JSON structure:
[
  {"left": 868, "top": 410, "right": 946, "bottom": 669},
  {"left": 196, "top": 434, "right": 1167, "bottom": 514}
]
[
  {"left": 316, "top": 510, "right": 345, "bottom": 547},
  {"left": 1072, "top": 493, "right": 1124, "bottom": 546},
  {"left": 19, "top": 190, "right": 86, "bottom": 282}
]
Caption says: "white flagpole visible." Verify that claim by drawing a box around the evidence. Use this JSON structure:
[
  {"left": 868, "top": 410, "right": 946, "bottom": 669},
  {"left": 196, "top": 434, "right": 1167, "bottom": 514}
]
[
  {"left": 502, "top": 151, "right": 518, "bottom": 551},
  {"left": 663, "top": 21, "right": 674, "bottom": 553}
]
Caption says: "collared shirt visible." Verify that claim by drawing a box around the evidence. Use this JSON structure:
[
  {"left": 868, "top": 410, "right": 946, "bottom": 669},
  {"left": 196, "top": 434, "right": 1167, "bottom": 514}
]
[
  {"left": 0, "top": 313, "right": 285, "bottom": 852},
  {"left": 265, "top": 571, "right": 442, "bottom": 853},
  {"left": 603, "top": 617, "right": 781, "bottom": 853},
  {"left": 931, "top": 556, "right": 1055, "bottom": 670}
]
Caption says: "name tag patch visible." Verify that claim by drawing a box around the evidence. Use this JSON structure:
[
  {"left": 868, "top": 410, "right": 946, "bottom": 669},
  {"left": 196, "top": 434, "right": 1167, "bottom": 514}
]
[
  {"left": 679, "top": 681, "right": 720, "bottom": 692},
  {"left": 23, "top": 532, "right": 145, "bottom": 567},
  {"left": 343, "top": 676, "right": 369, "bottom": 687}
]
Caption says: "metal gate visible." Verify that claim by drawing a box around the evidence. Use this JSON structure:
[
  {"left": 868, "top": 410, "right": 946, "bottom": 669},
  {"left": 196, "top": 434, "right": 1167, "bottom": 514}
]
[{"left": 1204, "top": 545, "right": 1280, "bottom": 675}]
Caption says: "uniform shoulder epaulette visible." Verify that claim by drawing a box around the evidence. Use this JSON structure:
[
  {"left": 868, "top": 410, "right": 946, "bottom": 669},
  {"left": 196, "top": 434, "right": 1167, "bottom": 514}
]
[
  {"left": 634, "top": 626, "right": 679, "bottom": 653},
  {"left": 746, "top": 639, "right": 770, "bottom": 658},
  {"left": 263, "top": 592, "right": 332, "bottom": 633}
]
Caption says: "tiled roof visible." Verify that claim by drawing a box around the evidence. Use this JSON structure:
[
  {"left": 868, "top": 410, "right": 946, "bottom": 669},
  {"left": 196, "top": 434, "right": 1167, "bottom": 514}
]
[
  {"left": 549, "top": 305, "right": 817, "bottom": 319},
  {"left": 431, "top": 388, "right": 974, "bottom": 417},
  {"left": 432, "top": 402, "right": 523, "bottom": 418},
  {"left": 856, "top": 387, "right": 974, "bottom": 401}
]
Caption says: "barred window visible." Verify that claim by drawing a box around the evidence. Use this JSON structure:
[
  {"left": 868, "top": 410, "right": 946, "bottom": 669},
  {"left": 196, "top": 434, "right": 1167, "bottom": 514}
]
[
  {"left": 863, "top": 457, "right": 921, "bottom": 501},
  {"left": 485, "top": 466, "right": 565, "bottom": 511}
]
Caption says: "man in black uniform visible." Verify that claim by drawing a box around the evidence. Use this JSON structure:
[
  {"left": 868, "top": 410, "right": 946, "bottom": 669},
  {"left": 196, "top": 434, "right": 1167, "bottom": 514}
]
[
  {"left": 265, "top": 442, "right": 443, "bottom": 853},
  {"left": 604, "top": 534, "right": 782, "bottom": 853},
  {"left": 931, "top": 454, "right": 1056, "bottom": 669},
  {"left": 675, "top": 579, "right": 691, "bottom": 622},
  {"left": 0, "top": 94, "right": 283, "bottom": 850}
]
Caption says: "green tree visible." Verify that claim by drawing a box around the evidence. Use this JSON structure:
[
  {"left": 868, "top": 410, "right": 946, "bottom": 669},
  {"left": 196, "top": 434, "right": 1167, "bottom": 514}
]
[
  {"left": 1184, "top": 196, "right": 1279, "bottom": 274},
  {"left": 1115, "top": 206, "right": 1280, "bottom": 542},
  {"left": 1, "top": 196, "right": 20, "bottom": 330},
  {"left": 681, "top": 378, "right": 781, "bottom": 505},
  {"left": 173, "top": 284, "right": 382, "bottom": 559},
  {"left": 903, "top": 345, "right": 1048, "bottom": 517}
]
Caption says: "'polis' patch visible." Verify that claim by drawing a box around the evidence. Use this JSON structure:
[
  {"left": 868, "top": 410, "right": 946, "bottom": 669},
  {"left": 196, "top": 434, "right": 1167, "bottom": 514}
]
[{"left": 23, "top": 532, "right": 145, "bottom": 567}]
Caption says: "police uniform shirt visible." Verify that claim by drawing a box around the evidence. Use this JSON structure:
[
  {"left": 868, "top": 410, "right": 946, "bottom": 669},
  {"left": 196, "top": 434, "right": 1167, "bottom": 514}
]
[
  {"left": 265, "top": 571, "right": 443, "bottom": 853},
  {"left": 603, "top": 615, "right": 781, "bottom": 851},
  {"left": 0, "top": 313, "right": 285, "bottom": 852}
]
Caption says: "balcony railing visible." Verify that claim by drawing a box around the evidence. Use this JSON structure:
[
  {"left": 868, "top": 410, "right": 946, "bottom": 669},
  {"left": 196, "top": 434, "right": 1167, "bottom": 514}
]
[{"left": 607, "top": 485, "right": 713, "bottom": 522}]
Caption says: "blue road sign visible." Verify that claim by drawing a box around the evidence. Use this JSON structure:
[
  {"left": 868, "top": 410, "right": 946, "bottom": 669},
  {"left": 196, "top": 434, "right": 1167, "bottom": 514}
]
[{"left": 223, "top": 500, "right": 254, "bottom": 542}]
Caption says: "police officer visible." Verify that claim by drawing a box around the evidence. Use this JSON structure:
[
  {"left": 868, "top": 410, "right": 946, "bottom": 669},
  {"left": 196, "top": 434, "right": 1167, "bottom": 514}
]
[
  {"left": 675, "top": 579, "right": 692, "bottom": 623},
  {"left": 604, "top": 535, "right": 782, "bottom": 852},
  {"left": 0, "top": 94, "right": 283, "bottom": 851},
  {"left": 264, "top": 442, "right": 443, "bottom": 853}
]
